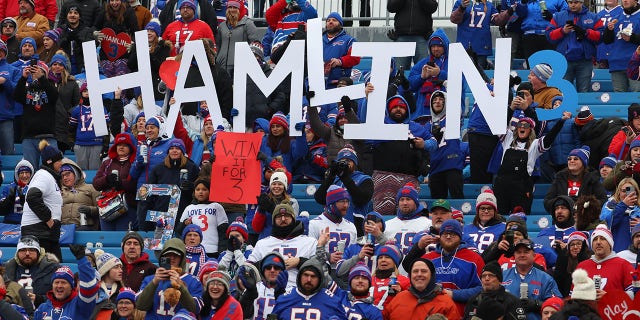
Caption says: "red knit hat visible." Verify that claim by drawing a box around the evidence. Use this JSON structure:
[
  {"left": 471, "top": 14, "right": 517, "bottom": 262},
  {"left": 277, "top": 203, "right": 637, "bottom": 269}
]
[{"left": 269, "top": 112, "right": 289, "bottom": 131}]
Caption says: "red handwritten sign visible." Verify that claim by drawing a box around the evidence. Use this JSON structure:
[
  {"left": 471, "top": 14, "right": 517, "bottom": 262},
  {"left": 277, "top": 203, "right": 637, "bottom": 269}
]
[
  {"left": 210, "top": 132, "right": 263, "bottom": 204},
  {"left": 100, "top": 28, "right": 132, "bottom": 61},
  {"left": 598, "top": 289, "right": 640, "bottom": 320}
]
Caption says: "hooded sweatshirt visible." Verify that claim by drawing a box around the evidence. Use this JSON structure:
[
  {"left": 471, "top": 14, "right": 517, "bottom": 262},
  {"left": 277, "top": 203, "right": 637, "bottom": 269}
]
[{"left": 0, "top": 159, "right": 34, "bottom": 224}]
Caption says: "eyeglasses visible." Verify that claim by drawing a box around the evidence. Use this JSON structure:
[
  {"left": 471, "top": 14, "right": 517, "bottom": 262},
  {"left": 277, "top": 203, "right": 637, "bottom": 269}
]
[
  {"left": 209, "top": 281, "right": 225, "bottom": 288},
  {"left": 274, "top": 214, "right": 292, "bottom": 221},
  {"left": 478, "top": 206, "right": 494, "bottom": 212},
  {"left": 441, "top": 232, "right": 458, "bottom": 238},
  {"left": 517, "top": 122, "right": 531, "bottom": 129}
]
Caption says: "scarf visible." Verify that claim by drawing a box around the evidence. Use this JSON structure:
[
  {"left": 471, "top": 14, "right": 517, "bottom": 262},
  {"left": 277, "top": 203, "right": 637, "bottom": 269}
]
[
  {"left": 409, "top": 282, "right": 441, "bottom": 305},
  {"left": 186, "top": 244, "right": 207, "bottom": 269},
  {"left": 48, "top": 71, "right": 62, "bottom": 84}
]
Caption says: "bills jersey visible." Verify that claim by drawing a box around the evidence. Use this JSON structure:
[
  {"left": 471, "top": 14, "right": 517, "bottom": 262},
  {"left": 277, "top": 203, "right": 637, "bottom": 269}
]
[
  {"left": 70, "top": 105, "right": 109, "bottom": 145},
  {"left": 138, "top": 273, "right": 203, "bottom": 320},
  {"left": 337, "top": 290, "right": 383, "bottom": 320},
  {"left": 162, "top": 19, "right": 215, "bottom": 54},
  {"left": 253, "top": 282, "right": 277, "bottom": 320},
  {"left": 463, "top": 222, "right": 505, "bottom": 253},
  {"left": 309, "top": 214, "right": 357, "bottom": 254},
  {"left": 537, "top": 225, "right": 576, "bottom": 247},
  {"left": 180, "top": 203, "right": 228, "bottom": 253},
  {"left": 384, "top": 217, "right": 432, "bottom": 255},
  {"left": 370, "top": 274, "right": 410, "bottom": 311},
  {"left": 452, "top": 0, "right": 499, "bottom": 56},
  {"left": 272, "top": 288, "right": 347, "bottom": 320},
  {"left": 248, "top": 235, "right": 317, "bottom": 288}
]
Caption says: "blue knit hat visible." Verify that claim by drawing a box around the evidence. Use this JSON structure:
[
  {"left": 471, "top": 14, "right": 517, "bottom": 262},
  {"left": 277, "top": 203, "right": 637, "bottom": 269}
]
[
  {"left": 269, "top": 111, "right": 289, "bottom": 131},
  {"left": 182, "top": 224, "right": 203, "bottom": 241},
  {"left": 532, "top": 63, "right": 553, "bottom": 82},
  {"left": 49, "top": 53, "right": 70, "bottom": 71},
  {"left": 146, "top": 116, "right": 160, "bottom": 128},
  {"left": 599, "top": 155, "right": 618, "bottom": 169},
  {"left": 630, "top": 137, "right": 640, "bottom": 152},
  {"left": 168, "top": 138, "right": 186, "bottom": 154},
  {"left": 179, "top": 0, "right": 196, "bottom": 10},
  {"left": 568, "top": 145, "right": 590, "bottom": 168},
  {"left": 145, "top": 20, "right": 161, "bottom": 37},
  {"left": 326, "top": 185, "right": 350, "bottom": 205},
  {"left": 337, "top": 144, "right": 358, "bottom": 165},
  {"left": 375, "top": 243, "right": 402, "bottom": 266},
  {"left": 327, "top": 12, "right": 343, "bottom": 25},
  {"left": 116, "top": 287, "right": 136, "bottom": 303},
  {"left": 439, "top": 219, "right": 463, "bottom": 238},
  {"left": 348, "top": 262, "right": 371, "bottom": 284},
  {"left": 395, "top": 182, "right": 419, "bottom": 206},
  {"left": 226, "top": 218, "right": 249, "bottom": 240},
  {"left": 39, "top": 140, "right": 63, "bottom": 166},
  {"left": 261, "top": 252, "right": 286, "bottom": 271},
  {"left": 44, "top": 28, "right": 61, "bottom": 43},
  {"left": 52, "top": 266, "right": 75, "bottom": 287},
  {"left": 20, "top": 37, "right": 37, "bottom": 52}
]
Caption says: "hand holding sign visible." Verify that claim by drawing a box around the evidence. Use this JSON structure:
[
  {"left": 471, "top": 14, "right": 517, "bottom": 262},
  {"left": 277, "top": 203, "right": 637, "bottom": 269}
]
[{"left": 100, "top": 28, "right": 133, "bottom": 61}]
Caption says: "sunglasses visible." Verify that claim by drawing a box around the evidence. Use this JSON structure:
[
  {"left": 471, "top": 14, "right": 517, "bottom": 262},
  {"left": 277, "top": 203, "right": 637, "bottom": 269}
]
[
  {"left": 517, "top": 122, "right": 531, "bottom": 129},
  {"left": 264, "top": 265, "right": 282, "bottom": 271},
  {"left": 2, "top": 24, "right": 14, "bottom": 28}
]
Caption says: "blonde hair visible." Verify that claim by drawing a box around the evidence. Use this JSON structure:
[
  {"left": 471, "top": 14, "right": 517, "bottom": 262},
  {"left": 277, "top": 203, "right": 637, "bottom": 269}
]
[{"left": 613, "top": 177, "right": 640, "bottom": 205}]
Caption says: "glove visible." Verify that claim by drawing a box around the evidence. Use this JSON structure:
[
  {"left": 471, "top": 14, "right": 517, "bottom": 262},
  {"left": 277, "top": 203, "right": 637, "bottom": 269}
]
[
  {"left": 258, "top": 194, "right": 275, "bottom": 214},
  {"left": 124, "top": 42, "right": 133, "bottom": 53},
  {"left": 521, "top": 299, "right": 541, "bottom": 312},
  {"left": 328, "top": 161, "right": 341, "bottom": 177},
  {"left": 106, "top": 173, "right": 118, "bottom": 185},
  {"left": 294, "top": 122, "right": 305, "bottom": 131},
  {"left": 463, "top": 164, "right": 471, "bottom": 179},
  {"left": 227, "top": 237, "right": 235, "bottom": 252},
  {"left": 306, "top": 90, "right": 315, "bottom": 102},
  {"left": 78, "top": 206, "right": 91, "bottom": 216},
  {"left": 135, "top": 154, "right": 145, "bottom": 167},
  {"left": 231, "top": 108, "right": 239, "bottom": 117},
  {"left": 275, "top": 269, "right": 289, "bottom": 291},
  {"left": 387, "top": 29, "right": 398, "bottom": 41},
  {"left": 257, "top": 151, "right": 267, "bottom": 161},
  {"left": 573, "top": 25, "right": 586, "bottom": 40},
  {"left": 542, "top": 10, "right": 553, "bottom": 21},
  {"left": 212, "top": 0, "right": 222, "bottom": 10},
  {"left": 180, "top": 179, "right": 194, "bottom": 191},
  {"left": 237, "top": 265, "right": 258, "bottom": 291},
  {"left": 520, "top": 0, "right": 528, "bottom": 4},
  {"left": 231, "top": 237, "right": 242, "bottom": 250},
  {"left": 69, "top": 244, "right": 86, "bottom": 260},
  {"left": 200, "top": 108, "right": 210, "bottom": 118},
  {"left": 340, "top": 96, "right": 352, "bottom": 113}
]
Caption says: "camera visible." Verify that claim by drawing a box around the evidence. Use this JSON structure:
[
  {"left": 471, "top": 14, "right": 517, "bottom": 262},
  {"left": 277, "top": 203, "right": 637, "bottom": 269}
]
[
  {"left": 336, "top": 160, "right": 350, "bottom": 171},
  {"left": 159, "top": 257, "right": 171, "bottom": 269}
]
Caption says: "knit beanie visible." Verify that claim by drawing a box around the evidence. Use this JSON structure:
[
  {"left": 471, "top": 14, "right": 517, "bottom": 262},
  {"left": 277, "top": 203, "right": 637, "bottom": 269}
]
[
  {"left": 39, "top": 140, "right": 63, "bottom": 166},
  {"left": 439, "top": 219, "right": 462, "bottom": 238},
  {"left": 269, "top": 112, "right": 289, "bottom": 131},
  {"left": 206, "top": 270, "right": 231, "bottom": 291},
  {"left": 21, "top": 0, "right": 35, "bottom": 8},
  {"left": 95, "top": 250, "right": 122, "bottom": 278},
  {"left": 541, "top": 296, "right": 564, "bottom": 312},
  {"left": 43, "top": 28, "right": 61, "bottom": 43},
  {"left": 599, "top": 155, "right": 618, "bottom": 169},
  {"left": 336, "top": 144, "right": 358, "bottom": 165},
  {"left": 226, "top": 218, "right": 249, "bottom": 240},
  {"left": 49, "top": 53, "right": 71, "bottom": 71},
  {"left": 145, "top": 20, "right": 161, "bottom": 36},
  {"left": 272, "top": 201, "right": 296, "bottom": 223},
  {"left": 261, "top": 252, "right": 286, "bottom": 271},
  {"left": 375, "top": 242, "right": 402, "bottom": 266},
  {"left": 567, "top": 231, "right": 588, "bottom": 245},
  {"left": 476, "top": 189, "right": 497, "bottom": 211},
  {"left": 632, "top": 224, "right": 640, "bottom": 238},
  {"left": 0, "top": 41, "right": 6, "bottom": 55},
  {"left": 327, "top": 12, "right": 344, "bottom": 25},
  {"left": 17, "top": 235, "right": 40, "bottom": 255},
  {"left": 20, "top": 37, "right": 37, "bottom": 52},
  {"left": 590, "top": 224, "right": 614, "bottom": 249},
  {"left": 518, "top": 117, "right": 536, "bottom": 129},
  {"left": 121, "top": 231, "right": 144, "bottom": 251},
  {"left": 575, "top": 106, "right": 594, "bottom": 126},
  {"left": 249, "top": 41, "right": 264, "bottom": 60},
  {"left": 531, "top": 63, "right": 553, "bottom": 82},
  {"left": 116, "top": 287, "right": 136, "bottom": 303},
  {"left": 568, "top": 145, "right": 590, "bottom": 168},
  {"left": 326, "top": 185, "right": 350, "bottom": 205},
  {"left": 571, "top": 269, "right": 596, "bottom": 300},
  {"left": 168, "top": 138, "right": 186, "bottom": 154},
  {"left": 387, "top": 96, "right": 408, "bottom": 113},
  {"left": 553, "top": 196, "right": 574, "bottom": 214},
  {"left": 181, "top": 224, "right": 203, "bottom": 242},
  {"left": 630, "top": 137, "right": 640, "bottom": 151},
  {"left": 508, "top": 221, "right": 528, "bottom": 239},
  {"left": 227, "top": 0, "right": 242, "bottom": 8},
  {"left": 348, "top": 262, "right": 371, "bottom": 284},
  {"left": 395, "top": 183, "right": 419, "bottom": 207},
  {"left": 269, "top": 171, "right": 288, "bottom": 190},
  {"left": 197, "top": 260, "right": 219, "bottom": 283},
  {"left": 481, "top": 261, "right": 503, "bottom": 282},
  {"left": 179, "top": 0, "right": 197, "bottom": 10},
  {"left": 52, "top": 266, "right": 75, "bottom": 287}
]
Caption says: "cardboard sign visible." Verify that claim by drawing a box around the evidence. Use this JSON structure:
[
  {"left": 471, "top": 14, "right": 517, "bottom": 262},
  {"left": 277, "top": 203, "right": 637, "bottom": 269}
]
[
  {"left": 597, "top": 289, "right": 640, "bottom": 320},
  {"left": 159, "top": 59, "right": 180, "bottom": 90},
  {"left": 100, "top": 28, "right": 132, "bottom": 61},
  {"left": 136, "top": 184, "right": 181, "bottom": 250},
  {"left": 210, "top": 132, "right": 262, "bottom": 204}
]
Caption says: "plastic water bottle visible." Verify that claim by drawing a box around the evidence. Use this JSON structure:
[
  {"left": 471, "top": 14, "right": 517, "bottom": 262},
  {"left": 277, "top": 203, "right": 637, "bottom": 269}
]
[
  {"left": 180, "top": 169, "right": 188, "bottom": 182},
  {"left": 139, "top": 144, "right": 148, "bottom": 164}
]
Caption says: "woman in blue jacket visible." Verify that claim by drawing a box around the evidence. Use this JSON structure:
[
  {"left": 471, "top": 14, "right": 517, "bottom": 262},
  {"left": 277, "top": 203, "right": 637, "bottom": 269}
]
[{"left": 599, "top": 177, "right": 640, "bottom": 252}]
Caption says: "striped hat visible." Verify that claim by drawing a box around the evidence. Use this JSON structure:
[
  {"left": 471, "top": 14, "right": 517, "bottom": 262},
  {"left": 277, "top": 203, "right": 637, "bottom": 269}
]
[
  {"left": 375, "top": 242, "right": 402, "bottom": 266},
  {"left": 269, "top": 112, "right": 289, "bottom": 131},
  {"left": 590, "top": 224, "right": 613, "bottom": 249},
  {"left": 348, "top": 262, "right": 371, "bottom": 284},
  {"left": 326, "top": 185, "right": 350, "bottom": 205}
]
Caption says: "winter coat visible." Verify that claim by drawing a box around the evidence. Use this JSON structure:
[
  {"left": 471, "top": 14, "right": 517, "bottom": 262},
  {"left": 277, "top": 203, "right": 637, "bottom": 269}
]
[
  {"left": 382, "top": 287, "right": 460, "bottom": 320},
  {"left": 0, "top": 159, "right": 34, "bottom": 224},
  {"left": 581, "top": 117, "right": 623, "bottom": 168},
  {"left": 322, "top": 29, "right": 360, "bottom": 87},
  {"left": 13, "top": 73, "right": 58, "bottom": 139},
  {"left": 215, "top": 16, "right": 260, "bottom": 75},
  {"left": 387, "top": 0, "right": 439, "bottom": 36},
  {"left": 93, "top": 157, "right": 137, "bottom": 207},
  {"left": 463, "top": 286, "right": 525, "bottom": 320},
  {"left": 52, "top": 76, "right": 80, "bottom": 149},
  {"left": 546, "top": 6, "right": 603, "bottom": 61},
  {"left": 58, "top": 0, "right": 104, "bottom": 28},
  {"left": 120, "top": 252, "right": 157, "bottom": 292},
  {"left": 4, "top": 251, "right": 59, "bottom": 298},
  {"left": 58, "top": 23, "right": 95, "bottom": 75},
  {"left": 543, "top": 168, "right": 607, "bottom": 212},
  {"left": 129, "top": 137, "right": 171, "bottom": 189},
  {"left": 60, "top": 158, "right": 101, "bottom": 229},
  {"left": 515, "top": 0, "right": 567, "bottom": 34},
  {"left": 265, "top": 0, "right": 317, "bottom": 53},
  {"left": 600, "top": 198, "right": 640, "bottom": 252},
  {"left": 15, "top": 13, "right": 49, "bottom": 53},
  {"left": 539, "top": 119, "right": 580, "bottom": 167},
  {"left": 307, "top": 104, "right": 362, "bottom": 164},
  {"left": 0, "top": 58, "right": 19, "bottom": 121},
  {"left": 292, "top": 138, "right": 328, "bottom": 183},
  {"left": 245, "top": 66, "right": 290, "bottom": 128}
]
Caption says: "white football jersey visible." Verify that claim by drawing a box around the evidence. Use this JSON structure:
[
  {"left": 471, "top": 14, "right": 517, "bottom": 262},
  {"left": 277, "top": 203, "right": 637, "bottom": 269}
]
[
  {"left": 308, "top": 214, "right": 357, "bottom": 254},
  {"left": 248, "top": 235, "right": 317, "bottom": 288},
  {"left": 384, "top": 216, "right": 432, "bottom": 275},
  {"left": 180, "top": 203, "right": 228, "bottom": 253}
]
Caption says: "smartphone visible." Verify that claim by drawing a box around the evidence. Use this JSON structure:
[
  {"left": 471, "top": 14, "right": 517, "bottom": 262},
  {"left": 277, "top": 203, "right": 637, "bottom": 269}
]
[
  {"left": 159, "top": 257, "right": 171, "bottom": 269},
  {"left": 427, "top": 61, "right": 436, "bottom": 67},
  {"left": 554, "top": 230, "right": 563, "bottom": 241},
  {"left": 517, "top": 91, "right": 526, "bottom": 99},
  {"left": 30, "top": 58, "right": 38, "bottom": 67},
  {"left": 566, "top": 20, "right": 574, "bottom": 26},
  {"left": 505, "top": 230, "right": 515, "bottom": 245},
  {"left": 623, "top": 126, "right": 632, "bottom": 135}
]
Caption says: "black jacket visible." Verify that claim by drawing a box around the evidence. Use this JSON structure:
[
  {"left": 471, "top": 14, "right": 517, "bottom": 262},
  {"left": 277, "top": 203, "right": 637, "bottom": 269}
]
[
  {"left": 463, "top": 287, "right": 526, "bottom": 320},
  {"left": 158, "top": 0, "right": 218, "bottom": 34},
  {"left": 53, "top": 77, "right": 80, "bottom": 149},
  {"left": 58, "top": 0, "right": 104, "bottom": 28},
  {"left": 58, "top": 23, "right": 96, "bottom": 74},
  {"left": 387, "top": 0, "right": 439, "bottom": 36},
  {"left": 14, "top": 75, "right": 58, "bottom": 139},
  {"left": 543, "top": 168, "right": 607, "bottom": 213}
]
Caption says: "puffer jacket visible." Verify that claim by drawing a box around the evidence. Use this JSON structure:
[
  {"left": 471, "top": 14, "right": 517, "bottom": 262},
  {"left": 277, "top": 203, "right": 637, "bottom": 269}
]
[
  {"left": 215, "top": 16, "right": 260, "bottom": 74},
  {"left": 60, "top": 158, "right": 101, "bottom": 229},
  {"left": 546, "top": 6, "right": 603, "bottom": 61},
  {"left": 387, "top": 0, "right": 439, "bottom": 36}
]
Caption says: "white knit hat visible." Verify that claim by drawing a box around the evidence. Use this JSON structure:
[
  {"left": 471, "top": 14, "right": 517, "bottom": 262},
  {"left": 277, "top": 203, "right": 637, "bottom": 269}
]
[
  {"left": 270, "top": 171, "right": 288, "bottom": 190},
  {"left": 95, "top": 249, "right": 122, "bottom": 278},
  {"left": 476, "top": 189, "right": 497, "bottom": 211},
  {"left": 571, "top": 269, "right": 596, "bottom": 300},
  {"left": 590, "top": 224, "right": 614, "bottom": 250}
]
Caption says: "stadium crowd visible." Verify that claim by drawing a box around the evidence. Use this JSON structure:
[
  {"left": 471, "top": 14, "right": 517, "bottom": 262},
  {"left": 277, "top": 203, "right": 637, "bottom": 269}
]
[{"left": 0, "top": 0, "right": 639, "bottom": 318}]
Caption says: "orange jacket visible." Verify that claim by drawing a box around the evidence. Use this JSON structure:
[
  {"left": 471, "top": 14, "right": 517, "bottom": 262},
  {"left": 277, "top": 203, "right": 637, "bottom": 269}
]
[{"left": 382, "top": 289, "right": 460, "bottom": 320}]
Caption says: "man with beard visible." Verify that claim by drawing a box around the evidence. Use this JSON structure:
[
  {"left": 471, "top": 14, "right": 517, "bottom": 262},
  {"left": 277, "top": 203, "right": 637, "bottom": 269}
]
[
  {"left": 32, "top": 244, "right": 99, "bottom": 319},
  {"left": 248, "top": 202, "right": 317, "bottom": 288},
  {"left": 538, "top": 196, "right": 576, "bottom": 249},
  {"left": 162, "top": 0, "right": 215, "bottom": 55},
  {"left": 271, "top": 258, "right": 347, "bottom": 320},
  {"left": 215, "top": 0, "right": 259, "bottom": 78},
  {"left": 464, "top": 261, "right": 526, "bottom": 320},
  {"left": 4, "top": 236, "right": 59, "bottom": 309},
  {"left": 384, "top": 183, "right": 431, "bottom": 258},
  {"left": 383, "top": 258, "right": 460, "bottom": 319},
  {"left": 417, "top": 220, "right": 484, "bottom": 316},
  {"left": 576, "top": 224, "right": 635, "bottom": 298},
  {"left": 322, "top": 12, "right": 360, "bottom": 88},
  {"left": 336, "top": 263, "right": 382, "bottom": 320},
  {"left": 120, "top": 231, "right": 157, "bottom": 292},
  {"left": 14, "top": 0, "right": 49, "bottom": 52},
  {"left": 57, "top": 7, "right": 94, "bottom": 74},
  {"left": 369, "top": 95, "right": 436, "bottom": 215}
]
